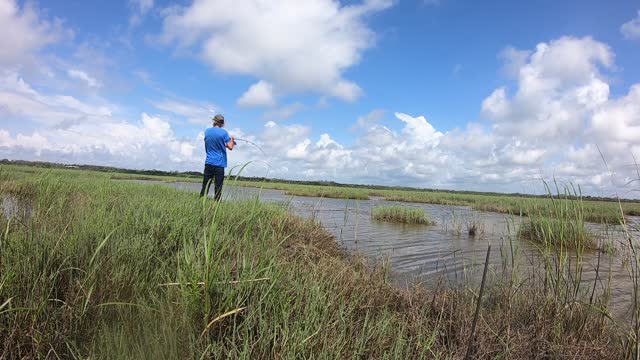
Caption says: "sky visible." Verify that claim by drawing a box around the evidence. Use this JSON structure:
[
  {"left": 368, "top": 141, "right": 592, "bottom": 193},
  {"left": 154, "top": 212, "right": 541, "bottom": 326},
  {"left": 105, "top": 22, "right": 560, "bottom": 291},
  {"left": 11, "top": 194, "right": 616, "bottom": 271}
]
[{"left": 1, "top": 0, "right": 639, "bottom": 197}]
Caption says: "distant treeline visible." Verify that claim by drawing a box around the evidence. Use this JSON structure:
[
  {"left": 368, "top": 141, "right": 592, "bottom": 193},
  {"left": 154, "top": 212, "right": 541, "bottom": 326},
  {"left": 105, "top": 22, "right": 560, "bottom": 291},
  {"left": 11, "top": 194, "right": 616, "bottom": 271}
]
[{"left": 2, "top": 158, "right": 638, "bottom": 203}]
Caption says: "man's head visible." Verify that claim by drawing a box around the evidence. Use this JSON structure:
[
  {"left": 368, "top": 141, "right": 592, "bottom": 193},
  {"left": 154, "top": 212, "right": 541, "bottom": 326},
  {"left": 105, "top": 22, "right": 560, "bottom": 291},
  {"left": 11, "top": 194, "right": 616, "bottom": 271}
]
[{"left": 212, "top": 114, "right": 225, "bottom": 127}]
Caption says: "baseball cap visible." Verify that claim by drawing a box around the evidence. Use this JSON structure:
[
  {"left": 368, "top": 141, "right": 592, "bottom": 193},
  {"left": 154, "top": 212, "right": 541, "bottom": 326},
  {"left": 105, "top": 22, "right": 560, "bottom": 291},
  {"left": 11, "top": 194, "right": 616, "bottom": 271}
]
[{"left": 213, "top": 114, "right": 225, "bottom": 124}]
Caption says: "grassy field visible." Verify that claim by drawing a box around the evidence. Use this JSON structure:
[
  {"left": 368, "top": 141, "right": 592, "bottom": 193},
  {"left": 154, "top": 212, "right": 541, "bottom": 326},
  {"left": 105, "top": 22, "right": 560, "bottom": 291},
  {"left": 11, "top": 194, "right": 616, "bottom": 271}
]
[
  {"left": 2, "top": 165, "right": 638, "bottom": 358},
  {"left": 372, "top": 206, "right": 435, "bottom": 225}
]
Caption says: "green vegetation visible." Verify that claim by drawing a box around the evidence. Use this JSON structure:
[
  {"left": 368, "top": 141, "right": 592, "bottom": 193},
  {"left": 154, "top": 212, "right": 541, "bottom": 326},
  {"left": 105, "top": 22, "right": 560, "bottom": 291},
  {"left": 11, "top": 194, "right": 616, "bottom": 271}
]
[
  {"left": 228, "top": 177, "right": 639, "bottom": 224},
  {"left": 519, "top": 217, "right": 594, "bottom": 249},
  {"left": 518, "top": 183, "right": 595, "bottom": 249},
  {"left": 0, "top": 165, "right": 637, "bottom": 358},
  {"left": 372, "top": 205, "right": 434, "bottom": 225},
  {"left": 5, "top": 160, "right": 639, "bottom": 224},
  {"left": 236, "top": 181, "right": 639, "bottom": 224}
]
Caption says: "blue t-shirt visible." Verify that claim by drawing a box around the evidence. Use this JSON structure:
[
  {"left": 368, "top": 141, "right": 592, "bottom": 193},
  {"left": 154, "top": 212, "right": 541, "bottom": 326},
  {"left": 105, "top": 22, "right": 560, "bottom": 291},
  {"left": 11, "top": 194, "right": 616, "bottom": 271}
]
[{"left": 204, "top": 127, "right": 231, "bottom": 167}]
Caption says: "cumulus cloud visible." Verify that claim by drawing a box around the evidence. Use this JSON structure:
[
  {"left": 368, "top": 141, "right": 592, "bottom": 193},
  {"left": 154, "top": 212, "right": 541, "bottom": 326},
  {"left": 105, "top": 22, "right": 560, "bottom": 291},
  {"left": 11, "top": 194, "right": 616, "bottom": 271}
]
[
  {"left": 2, "top": 31, "right": 640, "bottom": 197},
  {"left": 218, "top": 36, "right": 639, "bottom": 195},
  {"left": 237, "top": 80, "right": 276, "bottom": 108},
  {"left": 482, "top": 37, "right": 613, "bottom": 140},
  {"left": 0, "top": 0, "right": 71, "bottom": 67},
  {"left": 621, "top": 11, "right": 640, "bottom": 40},
  {"left": 0, "top": 72, "right": 198, "bottom": 170},
  {"left": 157, "top": 0, "right": 392, "bottom": 102},
  {"left": 589, "top": 84, "right": 640, "bottom": 166},
  {"left": 474, "top": 36, "right": 638, "bottom": 194},
  {"left": 0, "top": 113, "right": 198, "bottom": 169}
]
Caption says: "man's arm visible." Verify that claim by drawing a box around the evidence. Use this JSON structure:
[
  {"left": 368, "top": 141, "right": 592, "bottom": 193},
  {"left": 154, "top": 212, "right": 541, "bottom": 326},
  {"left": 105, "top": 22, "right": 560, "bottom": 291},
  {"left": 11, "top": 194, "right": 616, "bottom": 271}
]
[{"left": 225, "top": 136, "right": 235, "bottom": 150}]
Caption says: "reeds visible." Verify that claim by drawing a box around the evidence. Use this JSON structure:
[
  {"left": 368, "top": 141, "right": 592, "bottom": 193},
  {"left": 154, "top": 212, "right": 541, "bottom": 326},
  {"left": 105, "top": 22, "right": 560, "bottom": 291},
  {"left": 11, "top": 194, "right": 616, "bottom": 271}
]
[
  {"left": 518, "top": 182, "right": 594, "bottom": 249},
  {"left": 372, "top": 205, "right": 434, "bottom": 225},
  {"left": 519, "top": 217, "right": 594, "bottom": 248}
]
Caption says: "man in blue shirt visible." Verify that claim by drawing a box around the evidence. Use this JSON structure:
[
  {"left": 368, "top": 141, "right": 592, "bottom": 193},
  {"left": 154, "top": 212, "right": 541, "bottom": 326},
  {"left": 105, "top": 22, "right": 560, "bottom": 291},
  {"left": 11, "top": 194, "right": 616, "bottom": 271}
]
[{"left": 200, "top": 114, "right": 235, "bottom": 200}]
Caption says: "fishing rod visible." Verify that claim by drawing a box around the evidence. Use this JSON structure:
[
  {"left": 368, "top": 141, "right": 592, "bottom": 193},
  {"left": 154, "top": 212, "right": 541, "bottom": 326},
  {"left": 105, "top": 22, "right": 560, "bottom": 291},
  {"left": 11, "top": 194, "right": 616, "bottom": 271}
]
[
  {"left": 234, "top": 137, "right": 267, "bottom": 155},
  {"left": 176, "top": 135, "right": 266, "bottom": 156}
]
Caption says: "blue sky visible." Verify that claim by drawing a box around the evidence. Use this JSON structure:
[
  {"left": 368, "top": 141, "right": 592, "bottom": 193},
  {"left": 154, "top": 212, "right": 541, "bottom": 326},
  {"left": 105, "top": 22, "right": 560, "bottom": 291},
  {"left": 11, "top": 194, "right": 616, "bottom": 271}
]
[{"left": 1, "top": 0, "right": 640, "bottom": 197}]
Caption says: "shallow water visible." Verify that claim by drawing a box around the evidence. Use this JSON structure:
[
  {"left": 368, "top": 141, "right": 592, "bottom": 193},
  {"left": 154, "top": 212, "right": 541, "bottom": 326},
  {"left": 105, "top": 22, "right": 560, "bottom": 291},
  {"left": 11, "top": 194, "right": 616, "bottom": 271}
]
[
  {"left": 145, "top": 180, "right": 640, "bottom": 317},
  {"left": 1, "top": 194, "right": 32, "bottom": 220}
]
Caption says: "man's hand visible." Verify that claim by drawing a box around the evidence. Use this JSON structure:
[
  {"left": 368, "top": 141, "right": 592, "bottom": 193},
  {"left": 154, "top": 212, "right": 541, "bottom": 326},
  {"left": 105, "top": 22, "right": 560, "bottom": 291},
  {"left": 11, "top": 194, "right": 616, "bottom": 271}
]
[{"left": 226, "top": 136, "right": 235, "bottom": 150}]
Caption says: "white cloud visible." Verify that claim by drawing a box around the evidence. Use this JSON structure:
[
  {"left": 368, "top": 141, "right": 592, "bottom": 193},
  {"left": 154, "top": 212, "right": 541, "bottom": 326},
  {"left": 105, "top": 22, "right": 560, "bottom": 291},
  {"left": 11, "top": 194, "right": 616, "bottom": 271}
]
[
  {"left": 482, "top": 37, "right": 613, "bottom": 140},
  {"left": 472, "top": 36, "right": 638, "bottom": 194},
  {"left": 2, "top": 32, "right": 640, "bottom": 197},
  {"left": 67, "top": 69, "right": 101, "bottom": 88},
  {"left": 208, "top": 36, "right": 637, "bottom": 194},
  {"left": 0, "top": 72, "right": 199, "bottom": 170},
  {"left": 153, "top": 98, "right": 216, "bottom": 124},
  {"left": 590, "top": 84, "right": 640, "bottom": 146},
  {"left": 237, "top": 80, "right": 276, "bottom": 108},
  {"left": 621, "top": 11, "right": 640, "bottom": 40},
  {"left": 351, "top": 109, "right": 384, "bottom": 130},
  {"left": 328, "top": 80, "right": 362, "bottom": 102},
  {"left": 0, "top": 0, "right": 71, "bottom": 67},
  {"left": 499, "top": 47, "right": 531, "bottom": 77},
  {"left": 158, "top": 0, "right": 392, "bottom": 101},
  {"left": 0, "top": 113, "right": 199, "bottom": 168},
  {"left": 396, "top": 112, "right": 443, "bottom": 146},
  {"left": 0, "top": 71, "right": 113, "bottom": 127}
]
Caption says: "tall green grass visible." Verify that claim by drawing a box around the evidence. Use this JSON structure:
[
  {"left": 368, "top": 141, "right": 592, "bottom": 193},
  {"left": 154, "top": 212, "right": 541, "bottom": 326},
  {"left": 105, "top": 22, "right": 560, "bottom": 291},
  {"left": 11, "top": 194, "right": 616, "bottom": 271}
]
[
  {"left": 0, "top": 166, "right": 635, "bottom": 358},
  {"left": 519, "top": 217, "right": 594, "bottom": 249},
  {"left": 518, "top": 183, "right": 594, "bottom": 249},
  {"left": 372, "top": 206, "right": 434, "bottom": 225}
]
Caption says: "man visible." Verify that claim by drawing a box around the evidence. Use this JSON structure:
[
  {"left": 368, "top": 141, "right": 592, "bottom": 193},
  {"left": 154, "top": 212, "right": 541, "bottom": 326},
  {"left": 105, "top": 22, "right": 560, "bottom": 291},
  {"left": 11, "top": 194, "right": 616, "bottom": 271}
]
[{"left": 200, "top": 114, "right": 235, "bottom": 200}]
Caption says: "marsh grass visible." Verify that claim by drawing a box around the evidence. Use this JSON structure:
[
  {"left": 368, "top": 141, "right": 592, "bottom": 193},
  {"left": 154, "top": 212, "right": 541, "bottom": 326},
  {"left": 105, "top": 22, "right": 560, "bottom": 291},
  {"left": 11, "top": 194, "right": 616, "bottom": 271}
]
[
  {"left": 284, "top": 187, "right": 369, "bottom": 200},
  {"left": 0, "top": 165, "right": 636, "bottom": 358},
  {"left": 236, "top": 180, "right": 638, "bottom": 224},
  {"left": 99, "top": 167, "right": 640, "bottom": 224},
  {"left": 518, "top": 183, "right": 595, "bottom": 250},
  {"left": 372, "top": 206, "right": 434, "bottom": 225},
  {"left": 466, "top": 217, "right": 485, "bottom": 238},
  {"left": 519, "top": 217, "right": 594, "bottom": 249}
]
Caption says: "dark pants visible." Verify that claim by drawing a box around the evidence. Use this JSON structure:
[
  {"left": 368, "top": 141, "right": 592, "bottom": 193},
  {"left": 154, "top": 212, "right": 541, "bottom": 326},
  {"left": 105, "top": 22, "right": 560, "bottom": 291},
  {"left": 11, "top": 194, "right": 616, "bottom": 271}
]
[{"left": 200, "top": 164, "right": 225, "bottom": 201}]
